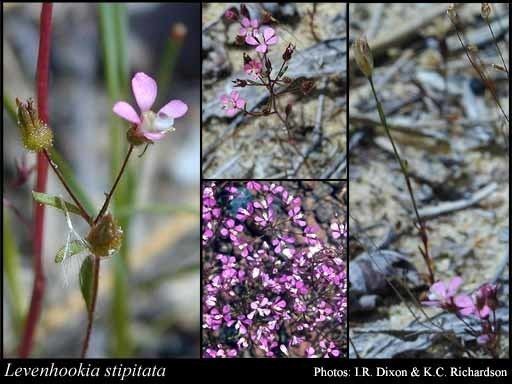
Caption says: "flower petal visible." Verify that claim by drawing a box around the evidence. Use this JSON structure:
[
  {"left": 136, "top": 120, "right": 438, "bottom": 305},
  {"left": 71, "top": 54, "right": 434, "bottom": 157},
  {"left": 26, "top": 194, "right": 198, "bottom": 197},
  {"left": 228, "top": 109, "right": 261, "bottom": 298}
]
[
  {"left": 430, "top": 281, "right": 448, "bottom": 299},
  {"left": 447, "top": 276, "right": 463, "bottom": 296},
  {"left": 143, "top": 131, "right": 166, "bottom": 141},
  {"left": 256, "top": 44, "right": 267, "bottom": 53},
  {"left": 226, "top": 108, "right": 238, "bottom": 117},
  {"left": 159, "top": 100, "right": 188, "bottom": 119},
  {"left": 263, "top": 27, "right": 276, "bottom": 41},
  {"left": 132, "top": 72, "right": 157, "bottom": 112},
  {"left": 266, "top": 35, "right": 278, "bottom": 45},
  {"left": 245, "top": 35, "right": 259, "bottom": 46},
  {"left": 113, "top": 101, "right": 141, "bottom": 124}
]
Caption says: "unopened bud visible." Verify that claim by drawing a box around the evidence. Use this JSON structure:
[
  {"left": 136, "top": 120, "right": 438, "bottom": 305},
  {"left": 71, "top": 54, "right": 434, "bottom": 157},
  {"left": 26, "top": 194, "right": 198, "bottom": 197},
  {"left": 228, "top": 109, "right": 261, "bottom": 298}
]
[
  {"left": 86, "top": 213, "right": 123, "bottom": 257},
  {"left": 224, "top": 7, "right": 239, "bottom": 22},
  {"left": 243, "top": 52, "right": 252, "bottom": 65},
  {"left": 240, "top": 4, "right": 250, "bottom": 18},
  {"left": 282, "top": 43, "right": 295, "bottom": 62},
  {"left": 285, "top": 103, "right": 292, "bottom": 118},
  {"left": 353, "top": 36, "right": 373, "bottom": 78},
  {"left": 233, "top": 79, "right": 247, "bottom": 87},
  {"left": 282, "top": 76, "right": 292, "bottom": 84},
  {"left": 265, "top": 56, "right": 272, "bottom": 72},
  {"left": 481, "top": 3, "right": 491, "bottom": 20},
  {"left": 16, "top": 98, "right": 53, "bottom": 152}
]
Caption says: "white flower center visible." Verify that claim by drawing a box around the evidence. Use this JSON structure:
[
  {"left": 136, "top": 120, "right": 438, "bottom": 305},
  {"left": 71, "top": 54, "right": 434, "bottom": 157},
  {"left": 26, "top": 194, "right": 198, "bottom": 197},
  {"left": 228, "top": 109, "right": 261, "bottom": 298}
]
[{"left": 141, "top": 111, "right": 175, "bottom": 133}]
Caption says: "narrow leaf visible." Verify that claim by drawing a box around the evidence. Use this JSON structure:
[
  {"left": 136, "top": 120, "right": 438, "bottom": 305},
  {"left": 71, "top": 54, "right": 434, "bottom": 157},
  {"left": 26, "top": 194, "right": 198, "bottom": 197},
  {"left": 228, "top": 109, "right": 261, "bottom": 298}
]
[
  {"left": 32, "top": 191, "right": 82, "bottom": 217},
  {"left": 79, "top": 256, "right": 93, "bottom": 312},
  {"left": 55, "top": 240, "right": 87, "bottom": 263}
]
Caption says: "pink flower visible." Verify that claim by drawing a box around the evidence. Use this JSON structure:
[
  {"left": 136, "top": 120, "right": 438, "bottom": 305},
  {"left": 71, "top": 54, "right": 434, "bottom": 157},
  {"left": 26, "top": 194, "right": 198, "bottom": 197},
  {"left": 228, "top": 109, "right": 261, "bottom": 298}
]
[
  {"left": 473, "top": 283, "right": 498, "bottom": 319},
  {"left": 238, "top": 17, "right": 259, "bottom": 39},
  {"left": 330, "top": 222, "right": 345, "bottom": 240},
  {"left": 113, "top": 72, "right": 188, "bottom": 142},
  {"left": 246, "top": 27, "right": 278, "bottom": 53},
  {"left": 422, "top": 277, "right": 474, "bottom": 316},
  {"left": 243, "top": 59, "right": 263, "bottom": 76},
  {"left": 220, "top": 91, "right": 245, "bottom": 117}
]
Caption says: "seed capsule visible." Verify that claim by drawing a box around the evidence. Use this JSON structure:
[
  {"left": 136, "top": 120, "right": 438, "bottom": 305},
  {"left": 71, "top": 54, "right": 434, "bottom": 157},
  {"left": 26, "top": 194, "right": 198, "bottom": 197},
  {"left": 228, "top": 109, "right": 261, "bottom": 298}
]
[
  {"left": 16, "top": 98, "right": 53, "bottom": 152},
  {"left": 86, "top": 214, "right": 123, "bottom": 257},
  {"left": 481, "top": 3, "right": 491, "bottom": 20},
  {"left": 353, "top": 36, "right": 373, "bottom": 78}
]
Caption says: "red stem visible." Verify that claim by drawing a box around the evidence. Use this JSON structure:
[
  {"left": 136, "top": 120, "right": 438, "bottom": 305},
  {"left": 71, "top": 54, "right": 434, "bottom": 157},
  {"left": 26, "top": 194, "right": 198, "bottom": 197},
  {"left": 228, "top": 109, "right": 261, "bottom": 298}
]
[{"left": 18, "top": 2, "right": 53, "bottom": 358}]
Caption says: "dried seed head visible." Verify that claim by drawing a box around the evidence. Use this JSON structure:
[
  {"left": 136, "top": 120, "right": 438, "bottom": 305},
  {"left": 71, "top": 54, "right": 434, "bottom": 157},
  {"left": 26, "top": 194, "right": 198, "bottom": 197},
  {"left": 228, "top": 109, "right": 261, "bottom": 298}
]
[
  {"left": 353, "top": 36, "right": 373, "bottom": 78},
  {"left": 16, "top": 98, "right": 53, "bottom": 152},
  {"left": 170, "top": 22, "right": 187, "bottom": 42},
  {"left": 86, "top": 213, "right": 123, "bottom": 257},
  {"left": 481, "top": 3, "right": 491, "bottom": 20},
  {"left": 446, "top": 4, "right": 457, "bottom": 22}
]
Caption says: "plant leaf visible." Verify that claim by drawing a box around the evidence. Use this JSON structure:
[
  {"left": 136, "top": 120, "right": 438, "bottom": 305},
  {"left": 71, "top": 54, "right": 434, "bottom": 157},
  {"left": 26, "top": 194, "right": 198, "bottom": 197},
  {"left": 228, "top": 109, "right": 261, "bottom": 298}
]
[
  {"left": 32, "top": 191, "right": 82, "bottom": 217},
  {"left": 79, "top": 257, "right": 93, "bottom": 312},
  {"left": 55, "top": 240, "right": 87, "bottom": 263}
]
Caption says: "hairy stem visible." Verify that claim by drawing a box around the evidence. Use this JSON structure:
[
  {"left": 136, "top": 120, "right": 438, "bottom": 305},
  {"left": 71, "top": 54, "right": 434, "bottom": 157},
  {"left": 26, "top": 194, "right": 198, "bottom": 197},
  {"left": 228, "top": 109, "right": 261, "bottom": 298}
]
[
  {"left": 18, "top": 3, "right": 53, "bottom": 358},
  {"left": 368, "top": 76, "right": 434, "bottom": 284}
]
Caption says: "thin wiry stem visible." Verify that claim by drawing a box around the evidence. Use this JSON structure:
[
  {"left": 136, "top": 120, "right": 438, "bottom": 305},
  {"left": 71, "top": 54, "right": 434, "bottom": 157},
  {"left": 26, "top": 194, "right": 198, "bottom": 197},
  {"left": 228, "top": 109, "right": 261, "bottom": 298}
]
[{"left": 368, "top": 76, "right": 434, "bottom": 285}]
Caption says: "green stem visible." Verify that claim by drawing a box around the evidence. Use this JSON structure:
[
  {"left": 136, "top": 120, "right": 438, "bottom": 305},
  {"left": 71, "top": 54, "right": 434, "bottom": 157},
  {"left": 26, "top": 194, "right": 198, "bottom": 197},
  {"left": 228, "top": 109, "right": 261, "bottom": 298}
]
[{"left": 368, "top": 76, "right": 434, "bottom": 284}]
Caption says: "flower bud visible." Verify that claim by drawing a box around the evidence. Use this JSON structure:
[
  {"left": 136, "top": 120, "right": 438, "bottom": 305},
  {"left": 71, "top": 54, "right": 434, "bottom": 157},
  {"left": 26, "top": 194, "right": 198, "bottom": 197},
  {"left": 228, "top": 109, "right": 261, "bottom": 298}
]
[
  {"left": 282, "top": 76, "right": 292, "bottom": 84},
  {"left": 240, "top": 4, "right": 250, "bottom": 18},
  {"left": 243, "top": 52, "right": 252, "bottom": 65},
  {"left": 285, "top": 103, "right": 292, "bottom": 119},
  {"left": 481, "top": 3, "right": 491, "bottom": 20},
  {"left": 353, "top": 36, "right": 373, "bottom": 78},
  {"left": 224, "top": 7, "right": 239, "bottom": 22},
  {"left": 282, "top": 43, "right": 295, "bottom": 62},
  {"left": 265, "top": 56, "right": 272, "bottom": 72},
  {"left": 16, "top": 98, "right": 53, "bottom": 152},
  {"left": 86, "top": 213, "right": 123, "bottom": 257},
  {"left": 232, "top": 79, "right": 247, "bottom": 88}
]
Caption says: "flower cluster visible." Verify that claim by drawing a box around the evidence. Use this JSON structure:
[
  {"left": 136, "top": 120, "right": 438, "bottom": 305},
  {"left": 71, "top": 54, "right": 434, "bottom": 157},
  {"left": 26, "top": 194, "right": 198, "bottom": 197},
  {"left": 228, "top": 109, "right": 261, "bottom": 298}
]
[
  {"left": 422, "top": 277, "right": 500, "bottom": 352},
  {"left": 202, "top": 181, "right": 347, "bottom": 358},
  {"left": 219, "top": 4, "right": 313, "bottom": 134}
]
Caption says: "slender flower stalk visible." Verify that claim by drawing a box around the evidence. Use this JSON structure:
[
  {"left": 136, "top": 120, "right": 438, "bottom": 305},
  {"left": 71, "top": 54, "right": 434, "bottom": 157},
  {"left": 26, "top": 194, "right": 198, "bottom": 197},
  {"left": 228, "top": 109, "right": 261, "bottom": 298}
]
[
  {"left": 353, "top": 36, "right": 434, "bottom": 285},
  {"left": 18, "top": 3, "right": 53, "bottom": 358}
]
